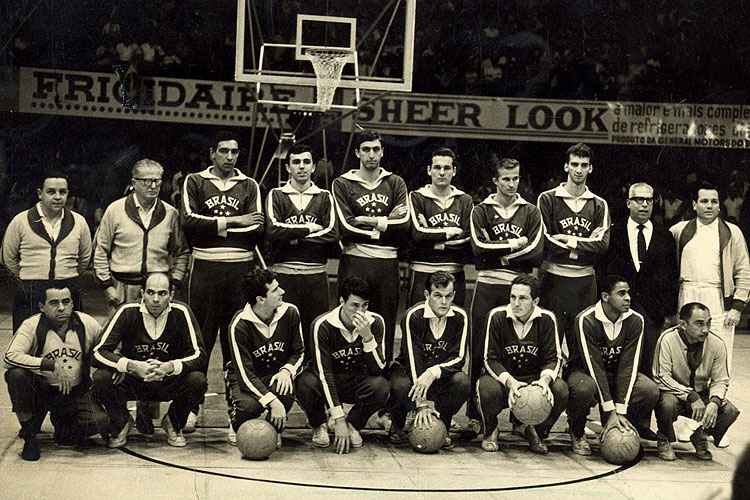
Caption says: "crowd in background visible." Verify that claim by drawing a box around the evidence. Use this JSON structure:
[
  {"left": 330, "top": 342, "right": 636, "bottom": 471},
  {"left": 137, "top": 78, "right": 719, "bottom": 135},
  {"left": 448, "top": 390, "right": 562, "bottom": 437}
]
[
  {"left": 4, "top": 0, "right": 750, "bottom": 259},
  {"left": 7, "top": 0, "right": 750, "bottom": 102}
]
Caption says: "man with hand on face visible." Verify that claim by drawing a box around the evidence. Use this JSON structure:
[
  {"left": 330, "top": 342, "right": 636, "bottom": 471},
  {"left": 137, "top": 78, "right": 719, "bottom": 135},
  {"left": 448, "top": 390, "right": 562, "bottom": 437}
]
[
  {"left": 333, "top": 130, "right": 410, "bottom": 362},
  {"left": 652, "top": 302, "right": 740, "bottom": 461},
  {"left": 477, "top": 274, "right": 567, "bottom": 455},
  {"left": 295, "top": 276, "right": 389, "bottom": 454},
  {"left": 2, "top": 171, "right": 92, "bottom": 332},
  {"left": 265, "top": 144, "right": 337, "bottom": 355},
  {"left": 181, "top": 131, "right": 264, "bottom": 430},
  {"left": 407, "top": 148, "right": 473, "bottom": 307},
  {"left": 92, "top": 273, "right": 207, "bottom": 448},
  {"left": 389, "top": 272, "right": 469, "bottom": 448},
  {"left": 565, "top": 275, "right": 659, "bottom": 456},
  {"left": 4, "top": 285, "right": 108, "bottom": 461},
  {"left": 226, "top": 269, "right": 305, "bottom": 447}
]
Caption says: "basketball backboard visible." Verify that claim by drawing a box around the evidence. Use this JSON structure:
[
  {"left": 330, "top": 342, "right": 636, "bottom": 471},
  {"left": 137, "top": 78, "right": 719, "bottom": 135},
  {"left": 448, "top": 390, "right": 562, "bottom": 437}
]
[{"left": 235, "top": 0, "right": 416, "bottom": 106}]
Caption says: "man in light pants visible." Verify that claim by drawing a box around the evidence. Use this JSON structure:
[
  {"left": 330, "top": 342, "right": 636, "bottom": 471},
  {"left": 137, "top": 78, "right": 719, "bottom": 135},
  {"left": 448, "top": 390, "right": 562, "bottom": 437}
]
[{"left": 670, "top": 182, "right": 750, "bottom": 446}]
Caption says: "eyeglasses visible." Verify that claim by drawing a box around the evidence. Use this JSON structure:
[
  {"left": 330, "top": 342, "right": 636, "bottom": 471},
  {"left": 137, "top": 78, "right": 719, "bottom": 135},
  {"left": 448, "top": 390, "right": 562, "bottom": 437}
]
[
  {"left": 629, "top": 197, "right": 653, "bottom": 205},
  {"left": 133, "top": 178, "right": 163, "bottom": 186}
]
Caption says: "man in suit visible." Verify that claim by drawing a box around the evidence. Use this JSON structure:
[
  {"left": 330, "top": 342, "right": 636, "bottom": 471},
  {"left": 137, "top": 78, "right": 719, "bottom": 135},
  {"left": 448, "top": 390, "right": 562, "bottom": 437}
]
[{"left": 603, "top": 182, "right": 679, "bottom": 378}]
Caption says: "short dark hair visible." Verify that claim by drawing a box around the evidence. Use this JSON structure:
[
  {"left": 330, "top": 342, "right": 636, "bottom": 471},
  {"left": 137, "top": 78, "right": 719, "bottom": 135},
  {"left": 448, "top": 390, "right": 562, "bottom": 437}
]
[
  {"left": 38, "top": 170, "right": 70, "bottom": 189},
  {"left": 431, "top": 147, "right": 457, "bottom": 166},
  {"left": 565, "top": 143, "right": 593, "bottom": 162},
  {"left": 679, "top": 302, "right": 710, "bottom": 321},
  {"left": 39, "top": 284, "right": 72, "bottom": 305},
  {"left": 340, "top": 276, "right": 370, "bottom": 302},
  {"left": 510, "top": 273, "right": 540, "bottom": 299},
  {"left": 244, "top": 268, "right": 277, "bottom": 305},
  {"left": 694, "top": 181, "right": 721, "bottom": 201},
  {"left": 213, "top": 130, "right": 240, "bottom": 151},
  {"left": 353, "top": 130, "right": 382, "bottom": 150},
  {"left": 601, "top": 274, "right": 628, "bottom": 295},
  {"left": 288, "top": 143, "right": 313, "bottom": 157},
  {"left": 425, "top": 271, "right": 456, "bottom": 293},
  {"left": 493, "top": 158, "right": 520, "bottom": 180}
]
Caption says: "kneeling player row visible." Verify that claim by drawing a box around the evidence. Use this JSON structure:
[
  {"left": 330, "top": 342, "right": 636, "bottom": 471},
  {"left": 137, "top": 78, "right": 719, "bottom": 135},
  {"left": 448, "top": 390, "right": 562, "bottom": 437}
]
[{"left": 4, "top": 271, "right": 738, "bottom": 463}]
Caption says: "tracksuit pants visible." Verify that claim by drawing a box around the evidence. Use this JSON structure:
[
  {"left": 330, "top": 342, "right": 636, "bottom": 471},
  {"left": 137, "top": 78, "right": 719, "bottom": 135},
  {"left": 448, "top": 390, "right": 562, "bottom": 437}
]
[
  {"left": 389, "top": 363, "right": 469, "bottom": 430},
  {"left": 295, "top": 369, "right": 390, "bottom": 430}
]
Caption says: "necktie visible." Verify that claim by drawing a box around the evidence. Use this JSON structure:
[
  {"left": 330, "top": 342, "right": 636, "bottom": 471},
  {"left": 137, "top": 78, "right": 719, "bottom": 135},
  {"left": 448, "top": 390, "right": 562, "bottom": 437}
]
[{"left": 637, "top": 224, "right": 647, "bottom": 266}]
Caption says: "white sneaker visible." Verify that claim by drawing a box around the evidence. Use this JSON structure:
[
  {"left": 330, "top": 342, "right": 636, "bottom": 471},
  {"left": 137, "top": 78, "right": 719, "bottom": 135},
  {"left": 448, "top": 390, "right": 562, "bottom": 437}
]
[
  {"left": 161, "top": 415, "right": 187, "bottom": 447},
  {"left": 108, "top": 416, "right": 133, "bottom": 448},
  {"left": 227, "top": 426, "right": 237, "bottom": 446},
  {"left": 348, "top": 423, "right": 363, "bottom": 448},
  {"left": 717, "top": 435, "right": 730, "bottom": 448},
  {"left": 183, "top": 412, "right": 198, "bottom": 434},
  {"left": 312, "top": 423, "right": 330, "bottom": 448}
]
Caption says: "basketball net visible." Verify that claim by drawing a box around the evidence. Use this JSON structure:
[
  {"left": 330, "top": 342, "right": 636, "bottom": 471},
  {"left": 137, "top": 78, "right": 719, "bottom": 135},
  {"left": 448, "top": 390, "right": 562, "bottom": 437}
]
[{"left": 306, "top": 48, "right": 352, "bottom": 112}]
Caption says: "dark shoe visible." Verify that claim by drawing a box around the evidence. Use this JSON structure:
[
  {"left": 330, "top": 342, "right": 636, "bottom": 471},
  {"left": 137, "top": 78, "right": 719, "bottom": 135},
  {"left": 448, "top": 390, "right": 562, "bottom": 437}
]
[
  {"left": 389, "top": 426, "right": 408, "bottom": 445},
  {"left": 657, "top": 439, "right": 676, "bottom": 461},
  {"left": 690, "top": 428, "right": 712, "bottom": 461},
  {"left": 635, "top": 425, "right": 659, "bottom": 441},
  {"left": 21, "top": 435, "right": 41, "bottom": 461},
  {"left": 524, "top": 425, "right": 549, "bottom": 455},
  {"left": 135, "top": 402, "right": 155, "bottom": 435}
]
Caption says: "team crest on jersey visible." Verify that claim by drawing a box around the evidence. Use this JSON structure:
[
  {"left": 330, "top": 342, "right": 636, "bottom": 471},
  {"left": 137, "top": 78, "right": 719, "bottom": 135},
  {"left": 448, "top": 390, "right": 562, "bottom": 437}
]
[
  {"left": 356, "top": 193, "right": 389, "bottom": 215},
  {"left": 331, "top": 346, "right": 362, "bottom": 360},
  {"left": 134, "top": 342, "right": 170, "bottom": 355},
  {"left": 600, "top": 345, "right": 622, "bottom": 369},
  {"left": 504, "top": 344, "right": 539, "bottom": 357},
  {"left": 428, "top": 213, "right": 461, "bottom": 227},
  {"left": 205, "top": 195, "right": 241, "bottom": 214},
  {"left": 424, "top": 340, "right": 449, "bottom": 353},
  {"left": 285, "top": 214, "right": 319, "bottom": 225},
  {"left": 491, "top": 222, "right": 523, "bottom": 238},
  {"left": 43, "top": 347, "right": 82, "bottom": 361},
  {"left": 559, "top": 216, "right": 593, "bottom": 236},
  {"left": 253, "top": 341, "right": 286, "bottom": 358}
]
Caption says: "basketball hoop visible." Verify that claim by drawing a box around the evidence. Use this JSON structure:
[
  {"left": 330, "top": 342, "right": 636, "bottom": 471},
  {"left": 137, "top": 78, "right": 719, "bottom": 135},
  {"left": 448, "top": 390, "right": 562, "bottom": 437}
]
[{"left": 306, "top": 48, "right": 354, "bottom": 112}]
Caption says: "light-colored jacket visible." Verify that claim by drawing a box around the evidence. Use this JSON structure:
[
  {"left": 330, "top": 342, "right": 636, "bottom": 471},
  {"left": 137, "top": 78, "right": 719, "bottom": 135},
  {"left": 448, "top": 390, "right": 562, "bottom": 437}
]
[{"left": 671, "top": 218, "right": 750, "bottom": 311}]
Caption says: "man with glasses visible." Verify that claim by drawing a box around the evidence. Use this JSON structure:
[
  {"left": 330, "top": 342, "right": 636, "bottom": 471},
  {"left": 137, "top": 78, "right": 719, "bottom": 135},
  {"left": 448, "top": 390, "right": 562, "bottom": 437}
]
[
  {"left": 95, "top": 159, "right": 188, "bottom": 311},
  {"left": 94, "top": 158, "right": 189, "bottom": 433},
  {"left": 603, "top": 182, "right": 678, "bottom": 380}
]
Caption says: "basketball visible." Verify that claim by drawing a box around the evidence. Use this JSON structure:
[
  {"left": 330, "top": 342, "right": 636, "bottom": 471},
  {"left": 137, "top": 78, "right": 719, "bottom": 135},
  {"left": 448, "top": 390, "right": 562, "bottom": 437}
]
[
  {"left": 511, "top": 384, "right": 553, "bottom": 426},
  {"left": 600, "top": 426, "right": 641, "bottom": 465},
  {"left": 236, "top": 419, "right": 278, "bottom": 460},
  {"left": 408, "top": 419, "right": 447, "bottom": 454}
]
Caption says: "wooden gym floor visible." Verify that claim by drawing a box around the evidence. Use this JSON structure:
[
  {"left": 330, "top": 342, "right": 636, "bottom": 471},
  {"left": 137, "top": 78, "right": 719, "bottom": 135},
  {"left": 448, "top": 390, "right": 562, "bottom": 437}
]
[{"left": 0, "top": 280, "right": 746, "bottom": 500}]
